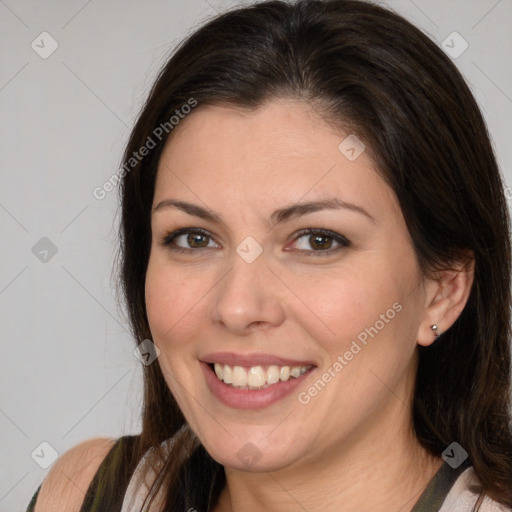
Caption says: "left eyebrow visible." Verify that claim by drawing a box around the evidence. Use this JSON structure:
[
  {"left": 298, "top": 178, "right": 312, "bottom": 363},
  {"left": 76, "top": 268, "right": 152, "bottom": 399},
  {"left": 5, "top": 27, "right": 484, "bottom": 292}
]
[
  {"left": 152, "top": 197, "right": 376, "bottom": 227},
  {"left": 268, "top": 197, "right": 375, "bottom": 226}
]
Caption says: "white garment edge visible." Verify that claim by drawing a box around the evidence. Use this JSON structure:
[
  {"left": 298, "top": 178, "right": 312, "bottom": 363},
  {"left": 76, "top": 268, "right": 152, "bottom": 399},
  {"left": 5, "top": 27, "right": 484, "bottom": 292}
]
[
  {"left": 121, "top": 444, "right": 512, "bottom": 512},
  {"left": 120, "top": 435, "right": 177, "bottom": 512},
  {"left": 438, "top": 467, "right": 511, "bottom": 512}
]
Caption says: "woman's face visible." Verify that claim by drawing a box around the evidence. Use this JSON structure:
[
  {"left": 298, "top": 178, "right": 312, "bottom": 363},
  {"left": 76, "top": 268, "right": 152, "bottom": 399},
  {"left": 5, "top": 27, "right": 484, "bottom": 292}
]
[{"left": 145, "top": 98, "right": 431, "bottom": 472}]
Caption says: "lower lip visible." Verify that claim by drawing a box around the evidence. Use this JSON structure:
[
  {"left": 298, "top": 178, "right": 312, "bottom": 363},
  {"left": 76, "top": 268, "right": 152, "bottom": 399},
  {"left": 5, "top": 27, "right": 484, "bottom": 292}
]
[{"left": 200, "top": 361, "right": 315, "bottom": 410}]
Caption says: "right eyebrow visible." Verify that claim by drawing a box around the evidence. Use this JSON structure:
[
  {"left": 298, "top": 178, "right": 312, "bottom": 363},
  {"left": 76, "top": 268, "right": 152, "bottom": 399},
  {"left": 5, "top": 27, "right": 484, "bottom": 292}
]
[{"left": 153, "top": 200, "right": 222, "bottom": 223}]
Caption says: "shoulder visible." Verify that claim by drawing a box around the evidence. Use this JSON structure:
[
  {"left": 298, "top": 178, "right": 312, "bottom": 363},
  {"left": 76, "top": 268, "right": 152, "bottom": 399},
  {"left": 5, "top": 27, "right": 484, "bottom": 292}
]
[{"left": 34, "top": 437, "right": 117, "bottom": 512}]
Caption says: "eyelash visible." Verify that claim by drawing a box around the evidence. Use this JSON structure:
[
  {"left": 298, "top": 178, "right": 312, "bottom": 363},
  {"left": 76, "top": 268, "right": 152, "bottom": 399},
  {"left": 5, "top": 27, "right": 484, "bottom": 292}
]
[{"left": 159, "top": 227, "right": 351, "bottom": 257}]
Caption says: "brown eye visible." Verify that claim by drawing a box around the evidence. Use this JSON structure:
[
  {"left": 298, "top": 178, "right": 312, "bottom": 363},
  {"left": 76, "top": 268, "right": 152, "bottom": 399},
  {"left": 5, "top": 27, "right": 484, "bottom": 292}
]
[
  {"left": 308, "top": 234, "right": 333, "bottom": 250},
  {"left": 289, "top": 228, "right": 351, "bottom": 256},
  {"left": 161, "top": 228, "right": 219, "bottom": 253},
  {"left": 183, "top": 233, "right": 210, "bottom": 248}
]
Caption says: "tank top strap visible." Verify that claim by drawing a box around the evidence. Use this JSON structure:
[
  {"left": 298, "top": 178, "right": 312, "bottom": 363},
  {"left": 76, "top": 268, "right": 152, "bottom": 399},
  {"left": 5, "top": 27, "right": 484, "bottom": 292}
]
[
  {"left": 410, "top": 460, "right": 472, "bottom": 512},
  {"left": 79, "top": 434, "right": 142, "bottom": 512}
]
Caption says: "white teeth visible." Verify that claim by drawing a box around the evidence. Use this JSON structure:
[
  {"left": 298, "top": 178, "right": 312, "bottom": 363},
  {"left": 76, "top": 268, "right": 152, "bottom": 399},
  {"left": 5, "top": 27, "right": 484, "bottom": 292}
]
[
  {"left": 290, "top": 367, "right": 303, "bottom": 378},
  {"left": 223, "top": 365, "right": 233, "bottom": 384},
  {"left": 211, "top": 363, "right": 311, "bottom": 389},
  {"left": 247, "top": 366, "right": 266, "bottom": 387},
  {"left": 266, "top": 365, "right": 280, "bottom": 384},
  {"left": 232, "top": 366, "right": 248, "bottom": 387}
]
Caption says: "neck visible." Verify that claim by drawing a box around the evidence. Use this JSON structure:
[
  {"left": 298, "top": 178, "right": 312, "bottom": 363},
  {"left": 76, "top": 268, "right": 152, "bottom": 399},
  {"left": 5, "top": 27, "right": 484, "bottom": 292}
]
[
  {"left": 213, "top": 397, "right": 442, "bottom": 512},
  {"left": 215, "top": 439, "right": 441, "bottom": 512}
]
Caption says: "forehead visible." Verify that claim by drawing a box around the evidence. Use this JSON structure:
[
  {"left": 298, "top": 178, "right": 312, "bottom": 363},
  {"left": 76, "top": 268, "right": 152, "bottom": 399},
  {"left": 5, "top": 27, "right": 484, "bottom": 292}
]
[{"left": 154, "top": 99, "right": 399, "bottom": 221}]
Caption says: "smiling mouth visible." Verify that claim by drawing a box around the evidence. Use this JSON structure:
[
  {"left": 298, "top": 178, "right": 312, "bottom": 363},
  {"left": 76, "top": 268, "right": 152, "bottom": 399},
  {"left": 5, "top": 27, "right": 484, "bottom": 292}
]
[{"left": 208, "top": 362, "right": 314, "bottom": 390}]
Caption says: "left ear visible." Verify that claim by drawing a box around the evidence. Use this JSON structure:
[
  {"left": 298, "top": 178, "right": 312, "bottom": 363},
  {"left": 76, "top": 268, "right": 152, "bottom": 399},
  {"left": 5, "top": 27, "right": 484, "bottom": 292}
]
[{"left": 416, "top": 255, "right": 475, "bottom": 347}]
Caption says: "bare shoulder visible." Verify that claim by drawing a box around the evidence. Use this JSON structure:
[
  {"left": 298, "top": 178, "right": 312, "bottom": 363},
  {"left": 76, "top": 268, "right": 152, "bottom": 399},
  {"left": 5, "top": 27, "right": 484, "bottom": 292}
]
[{"left": 34, "top": 437, "right": 116, "bottom": 512}]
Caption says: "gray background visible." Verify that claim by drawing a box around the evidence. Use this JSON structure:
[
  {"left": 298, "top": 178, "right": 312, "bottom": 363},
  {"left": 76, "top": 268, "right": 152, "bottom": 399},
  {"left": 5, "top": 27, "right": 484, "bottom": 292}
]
[{"left": 1, "top": 0, "right": 511, "bottom": 510}]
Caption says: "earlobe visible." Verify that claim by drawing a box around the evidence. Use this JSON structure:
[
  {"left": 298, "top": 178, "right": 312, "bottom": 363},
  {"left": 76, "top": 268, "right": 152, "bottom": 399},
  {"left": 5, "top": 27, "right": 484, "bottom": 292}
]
[
  {"left": 417, "top": 258, "right": 475, "bottom": 347},
  {"left": 430, "top": 323, "right": 440, "bottom": 341}
]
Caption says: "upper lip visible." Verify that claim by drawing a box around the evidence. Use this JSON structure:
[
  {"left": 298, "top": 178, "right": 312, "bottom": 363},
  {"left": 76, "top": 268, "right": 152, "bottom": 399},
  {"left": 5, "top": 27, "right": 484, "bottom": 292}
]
[{"left": 200, "top": 352, "right": 317, "bottom": 367}]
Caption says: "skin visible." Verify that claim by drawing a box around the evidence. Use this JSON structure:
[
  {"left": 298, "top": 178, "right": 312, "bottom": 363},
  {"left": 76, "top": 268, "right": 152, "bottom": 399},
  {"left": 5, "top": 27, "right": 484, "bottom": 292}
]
[{"left": 145, "top": 98, "right": 474, "bottom": 512}]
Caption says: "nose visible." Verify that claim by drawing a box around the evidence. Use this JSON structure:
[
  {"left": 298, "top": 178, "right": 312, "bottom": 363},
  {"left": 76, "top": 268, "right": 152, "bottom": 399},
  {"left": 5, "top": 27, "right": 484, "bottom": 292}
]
[{"left": 210, "top": 250, "right": 286, "bottom": 336}]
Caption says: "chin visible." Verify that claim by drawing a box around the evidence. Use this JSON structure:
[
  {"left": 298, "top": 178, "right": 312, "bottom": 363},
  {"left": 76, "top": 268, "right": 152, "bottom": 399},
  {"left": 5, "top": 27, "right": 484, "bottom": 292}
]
[
  {"left": 197, "top": 425, "right": 307, "bottom": 473},
  {"left": 210, "top": 446, "right": 299, "bottom": 473}
]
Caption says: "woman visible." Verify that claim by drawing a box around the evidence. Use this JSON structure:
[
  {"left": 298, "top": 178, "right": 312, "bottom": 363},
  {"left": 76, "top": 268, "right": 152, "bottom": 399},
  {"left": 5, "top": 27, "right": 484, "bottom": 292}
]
[{"left": 27, "top": 0, "right": 512, "bottom": 510}]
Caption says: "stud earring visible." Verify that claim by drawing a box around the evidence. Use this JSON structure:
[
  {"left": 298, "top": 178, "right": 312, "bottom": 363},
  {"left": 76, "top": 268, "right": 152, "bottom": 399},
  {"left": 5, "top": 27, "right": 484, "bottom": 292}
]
[{"left": 431, "top": 324, "right": 441, "bottom": 341}]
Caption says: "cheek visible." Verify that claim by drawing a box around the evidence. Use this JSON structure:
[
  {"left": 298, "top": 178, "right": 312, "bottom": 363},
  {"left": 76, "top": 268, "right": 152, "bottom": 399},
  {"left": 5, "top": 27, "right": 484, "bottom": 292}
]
[
  {"left": 310, "top": 266, "right": 399, "bottom": 335},
  {"left": 307, "top": 254, "right": 421, "bottom": 373},
  {"left": 145, "top": 256, "right": 203, "bottom": 350}
]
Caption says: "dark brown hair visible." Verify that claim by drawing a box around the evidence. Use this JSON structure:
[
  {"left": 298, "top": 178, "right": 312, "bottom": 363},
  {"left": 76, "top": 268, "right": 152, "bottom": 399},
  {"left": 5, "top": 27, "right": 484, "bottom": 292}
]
[{"left": 115, "top": 0, "right": 512, "bottom": 509}]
